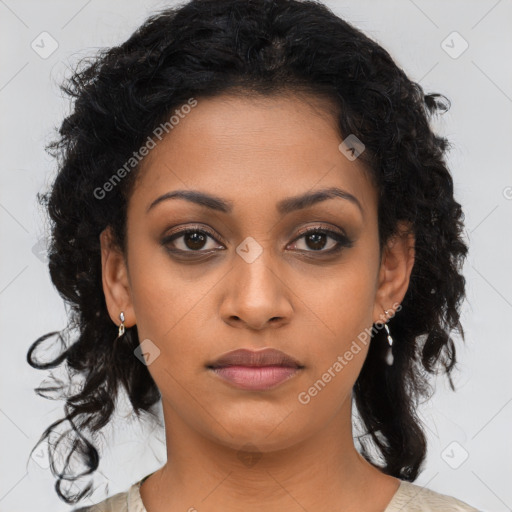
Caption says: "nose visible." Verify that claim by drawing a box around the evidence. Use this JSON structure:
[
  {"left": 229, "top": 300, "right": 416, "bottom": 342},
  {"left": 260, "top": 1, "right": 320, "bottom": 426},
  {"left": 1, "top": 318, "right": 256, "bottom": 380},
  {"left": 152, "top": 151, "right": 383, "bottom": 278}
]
[{"left": 220, "top": 251, "right": 294, "bottom": 331}]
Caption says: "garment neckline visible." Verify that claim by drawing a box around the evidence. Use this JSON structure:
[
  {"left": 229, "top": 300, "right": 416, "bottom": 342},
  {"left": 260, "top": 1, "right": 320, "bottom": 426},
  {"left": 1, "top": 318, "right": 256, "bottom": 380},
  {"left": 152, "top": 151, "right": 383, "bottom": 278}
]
[
  {"left": 382, "top": 479, "right": 408, "bottom": 511},
  {"left": 132, "top": 473, "right": 407, "bottom": 512}
]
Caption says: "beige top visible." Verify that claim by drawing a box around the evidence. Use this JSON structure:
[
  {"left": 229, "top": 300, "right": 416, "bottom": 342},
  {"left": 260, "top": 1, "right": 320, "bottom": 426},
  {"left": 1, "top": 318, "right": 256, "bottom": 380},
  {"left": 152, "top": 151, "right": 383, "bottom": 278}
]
[{"left": 72, "top": 474, "right": 481, "bottom": 512}]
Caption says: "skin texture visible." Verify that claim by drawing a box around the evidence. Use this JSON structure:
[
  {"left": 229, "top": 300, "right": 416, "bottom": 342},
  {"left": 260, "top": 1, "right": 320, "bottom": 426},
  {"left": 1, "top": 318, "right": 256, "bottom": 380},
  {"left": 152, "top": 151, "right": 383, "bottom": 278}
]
[{"left": 100, "top": 93, "right": 415, "bottom": 512}]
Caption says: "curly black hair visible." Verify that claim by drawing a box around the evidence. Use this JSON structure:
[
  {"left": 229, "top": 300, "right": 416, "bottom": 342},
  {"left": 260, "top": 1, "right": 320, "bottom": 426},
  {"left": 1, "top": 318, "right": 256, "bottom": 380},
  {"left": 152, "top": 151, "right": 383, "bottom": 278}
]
[{"left": 27, "top": 0, "right": 469, "bottom": 505}]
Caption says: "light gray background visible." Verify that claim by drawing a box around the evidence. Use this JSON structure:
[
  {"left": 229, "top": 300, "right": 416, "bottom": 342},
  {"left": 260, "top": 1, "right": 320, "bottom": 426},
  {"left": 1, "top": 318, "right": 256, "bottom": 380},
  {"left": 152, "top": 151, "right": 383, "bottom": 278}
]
[{"left": 1, "top": 1, "right": 511, "bottom": 511}]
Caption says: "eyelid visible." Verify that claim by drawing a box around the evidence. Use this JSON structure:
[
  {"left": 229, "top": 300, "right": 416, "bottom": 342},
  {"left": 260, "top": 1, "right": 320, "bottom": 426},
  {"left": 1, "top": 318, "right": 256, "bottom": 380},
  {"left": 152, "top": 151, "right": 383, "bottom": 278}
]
[
  {"left": 292, "top": 224, "right": 348, "bottom": 241},
  {"left": 164, "top": 224, "right": 226, "bottom": 245},
  {"left": 165, "top": 222, "right": 347, "bottom": 239}
]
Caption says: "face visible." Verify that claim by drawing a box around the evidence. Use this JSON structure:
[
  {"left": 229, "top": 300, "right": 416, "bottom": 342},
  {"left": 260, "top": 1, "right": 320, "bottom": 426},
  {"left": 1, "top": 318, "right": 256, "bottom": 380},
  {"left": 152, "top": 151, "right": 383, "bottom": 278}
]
[{"left": 101, "top": 92, "right": 414, "bottom": 453}]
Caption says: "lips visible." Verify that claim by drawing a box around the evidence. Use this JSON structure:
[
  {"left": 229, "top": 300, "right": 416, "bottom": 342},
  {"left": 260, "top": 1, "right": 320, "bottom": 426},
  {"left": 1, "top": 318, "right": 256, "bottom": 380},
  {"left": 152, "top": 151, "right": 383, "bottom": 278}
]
[
  {"left": 206, "top": 348, "right": 304, "bottom": 391},
  {"left": 206, "top": 348, "right": 303, "bottom": 369}
]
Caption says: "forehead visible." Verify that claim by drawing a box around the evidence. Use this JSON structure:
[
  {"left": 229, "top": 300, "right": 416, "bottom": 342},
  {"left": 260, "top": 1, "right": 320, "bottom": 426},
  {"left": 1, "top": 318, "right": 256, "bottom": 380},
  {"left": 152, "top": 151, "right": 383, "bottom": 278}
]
[{"left": 130, "top": 93, "right": 377, "bottom": 219}]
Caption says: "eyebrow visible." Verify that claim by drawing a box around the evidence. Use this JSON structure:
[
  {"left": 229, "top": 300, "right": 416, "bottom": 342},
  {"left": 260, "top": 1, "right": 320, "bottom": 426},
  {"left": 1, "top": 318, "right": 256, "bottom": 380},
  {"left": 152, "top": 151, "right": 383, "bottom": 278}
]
[{"left": 146, "top": 186, "right": 363, "bottom": 216}]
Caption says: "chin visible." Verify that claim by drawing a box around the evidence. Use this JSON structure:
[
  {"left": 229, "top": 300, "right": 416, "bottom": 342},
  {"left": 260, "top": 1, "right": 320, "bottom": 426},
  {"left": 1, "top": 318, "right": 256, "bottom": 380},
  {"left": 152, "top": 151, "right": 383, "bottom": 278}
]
[
  {"left": 217, "top": 431, "right": 304, "bottom": 456},
  {"left": 201, "top": 410, "right": 313, "bottom": 454}
]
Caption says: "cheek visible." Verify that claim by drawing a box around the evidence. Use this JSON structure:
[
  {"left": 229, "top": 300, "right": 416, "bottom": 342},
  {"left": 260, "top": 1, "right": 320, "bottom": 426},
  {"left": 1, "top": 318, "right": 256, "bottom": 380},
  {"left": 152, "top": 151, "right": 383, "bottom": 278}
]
[
  {"left": 297, "top": 256, "right": 377, "bottom": 384},
  {"left": 128, "top": 237, "right": 196, "bottom": 333},
  {"left": 295, "top": 275, "right": 374, "bottom": 413},
  {"left": 127, "top": 243, "right": 218, "bottom": 373},
  {"left": 301, "top": 261, "right": 377, "bottom": 340}
]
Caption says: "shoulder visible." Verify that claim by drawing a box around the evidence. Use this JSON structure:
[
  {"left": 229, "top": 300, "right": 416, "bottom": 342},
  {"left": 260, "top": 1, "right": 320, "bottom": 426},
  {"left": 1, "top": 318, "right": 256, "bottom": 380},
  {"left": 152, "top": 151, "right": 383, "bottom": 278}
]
[
  {"left": 71, "top": 472, "right": 153, "bottom": 512},
  {"left": 70, "top": 490, "right": 129, "bottom": 512},
  {"left": 385, "top": 480, "right": 482, "bottom": 512},
  {"left": 70, "top": 482, "right": 142, "bottom": 512}
]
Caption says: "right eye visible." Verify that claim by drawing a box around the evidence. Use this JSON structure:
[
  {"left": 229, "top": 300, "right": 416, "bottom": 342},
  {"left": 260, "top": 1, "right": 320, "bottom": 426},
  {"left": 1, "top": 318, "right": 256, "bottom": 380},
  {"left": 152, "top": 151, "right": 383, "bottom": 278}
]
[{"left": 161, "top": 226, "right": 225, "bottom": 254}]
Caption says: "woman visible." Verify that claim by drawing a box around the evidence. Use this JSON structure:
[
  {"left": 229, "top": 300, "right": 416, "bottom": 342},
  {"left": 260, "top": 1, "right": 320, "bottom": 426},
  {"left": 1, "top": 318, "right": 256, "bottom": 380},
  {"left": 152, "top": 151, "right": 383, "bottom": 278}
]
[{"left": 27, "top": 0, "right": 480, "bottom": 510}]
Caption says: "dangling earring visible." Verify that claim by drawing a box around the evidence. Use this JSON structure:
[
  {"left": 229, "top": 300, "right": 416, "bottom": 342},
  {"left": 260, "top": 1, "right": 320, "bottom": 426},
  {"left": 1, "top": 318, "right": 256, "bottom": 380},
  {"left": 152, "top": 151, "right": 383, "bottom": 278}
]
[
  {"left": 117, "top": 311, "right": 125, "bottom": 339},
  {"left": 383, "top": 309, "right": 394, "bottom": 366}
]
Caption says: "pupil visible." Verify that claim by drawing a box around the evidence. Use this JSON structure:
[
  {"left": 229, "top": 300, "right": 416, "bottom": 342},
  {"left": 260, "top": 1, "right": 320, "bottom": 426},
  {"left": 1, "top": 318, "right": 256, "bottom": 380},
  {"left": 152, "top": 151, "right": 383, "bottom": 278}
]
[
  {"left": 307, "top": 233, "right": 326, "bottom": 250},
  {"left": 185, "top": 232, "right": 206, "bottom": 250}
]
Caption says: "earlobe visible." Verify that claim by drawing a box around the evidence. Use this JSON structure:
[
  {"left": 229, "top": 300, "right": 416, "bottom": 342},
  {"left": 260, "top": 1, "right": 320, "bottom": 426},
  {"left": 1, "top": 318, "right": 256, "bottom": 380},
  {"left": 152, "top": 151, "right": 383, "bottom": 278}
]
[
  {"left": 372, "top": 221, "right": 415, "bottom": 323},
  {"left": 99, "top": 227, "right": 136, "bottom": 328}
]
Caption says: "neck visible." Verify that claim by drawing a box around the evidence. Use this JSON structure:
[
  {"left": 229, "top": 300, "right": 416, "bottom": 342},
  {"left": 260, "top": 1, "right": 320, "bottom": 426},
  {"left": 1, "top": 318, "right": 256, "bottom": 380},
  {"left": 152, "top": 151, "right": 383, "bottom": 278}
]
[{"left": 140, "top": 398, "right": 400, "bottom": 512}]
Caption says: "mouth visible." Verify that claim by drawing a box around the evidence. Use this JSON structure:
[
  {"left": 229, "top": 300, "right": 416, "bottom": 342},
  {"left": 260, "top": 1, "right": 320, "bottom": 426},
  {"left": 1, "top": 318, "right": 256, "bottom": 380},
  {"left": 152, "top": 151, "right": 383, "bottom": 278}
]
[{"left": 206, "top": 348, "right": 304, "bottom": 391}]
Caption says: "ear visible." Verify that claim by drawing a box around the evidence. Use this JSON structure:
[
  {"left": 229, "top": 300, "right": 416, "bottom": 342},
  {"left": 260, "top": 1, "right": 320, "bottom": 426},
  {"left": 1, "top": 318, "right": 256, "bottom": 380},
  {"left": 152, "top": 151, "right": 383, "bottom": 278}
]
[
  {"left": 373, "top": 220, "right": 415, "bottom": 324},
  {"left": 100, "top": 226, "right": 136, "bottom": 328}
]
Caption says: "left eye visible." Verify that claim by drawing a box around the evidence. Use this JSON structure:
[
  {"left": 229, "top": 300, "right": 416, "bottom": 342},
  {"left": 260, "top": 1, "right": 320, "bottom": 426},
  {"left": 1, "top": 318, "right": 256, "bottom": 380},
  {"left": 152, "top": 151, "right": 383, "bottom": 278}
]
[{"left": 288, "top": 228, "right": 351, "bottom": 253}]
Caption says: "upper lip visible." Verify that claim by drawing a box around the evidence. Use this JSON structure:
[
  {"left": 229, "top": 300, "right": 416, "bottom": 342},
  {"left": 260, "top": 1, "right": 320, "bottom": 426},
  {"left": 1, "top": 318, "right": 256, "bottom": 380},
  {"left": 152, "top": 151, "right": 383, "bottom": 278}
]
[{"left": 207, "top": 348, "right": 303, "bottom": 369}]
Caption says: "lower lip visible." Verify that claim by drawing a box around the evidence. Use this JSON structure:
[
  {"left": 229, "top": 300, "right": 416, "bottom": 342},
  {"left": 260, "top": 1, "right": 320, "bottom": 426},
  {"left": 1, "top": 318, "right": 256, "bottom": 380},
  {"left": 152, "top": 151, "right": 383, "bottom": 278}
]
[{"left": 209, "top": 365, "right": 301, "bottom": 390}]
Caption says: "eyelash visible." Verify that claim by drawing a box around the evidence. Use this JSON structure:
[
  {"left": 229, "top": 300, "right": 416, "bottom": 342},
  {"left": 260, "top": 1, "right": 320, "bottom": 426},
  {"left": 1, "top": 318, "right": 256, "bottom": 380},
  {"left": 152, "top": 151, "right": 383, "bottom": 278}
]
[{"left": 161, "top": 224, "right": 354, "bottom": 257}]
